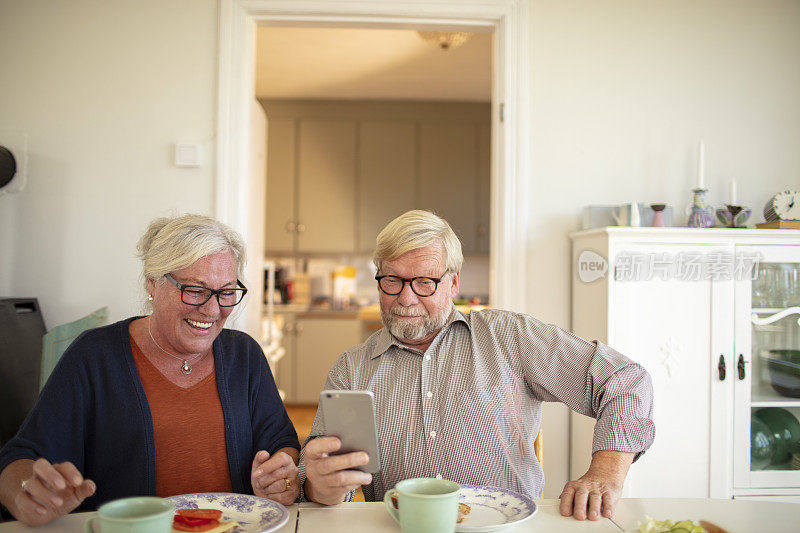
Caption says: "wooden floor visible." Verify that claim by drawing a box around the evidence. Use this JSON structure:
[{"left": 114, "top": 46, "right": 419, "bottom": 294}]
[
  {"left": 285, "top": 404, "right": 317, "bottom": 443},
  {"left": 285, "top": 404, "right": 365, "bottom": 502}
]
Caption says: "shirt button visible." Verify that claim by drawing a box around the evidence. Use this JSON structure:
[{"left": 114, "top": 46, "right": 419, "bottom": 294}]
[
  {"left": 426, "top": 391, "right": 433, "bottom": 398},
  {"left": 430, "top": 430, "right": 437, "bottom": 438},
  {"left": 435, "top": 474, "right": 442, "bottom": 479},
  {"left": 425, "top": 355, "right": 431, "bottom": 361}
]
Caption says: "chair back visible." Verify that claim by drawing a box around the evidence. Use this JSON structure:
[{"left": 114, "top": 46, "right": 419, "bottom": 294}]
[{"left": 40, "top": 307, "right": 109, "bottom": 390}]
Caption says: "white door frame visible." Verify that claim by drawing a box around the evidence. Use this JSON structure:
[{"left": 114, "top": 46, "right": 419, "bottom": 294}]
[{"left": 216, "top": 0, "right": 530, "bottom": 321}]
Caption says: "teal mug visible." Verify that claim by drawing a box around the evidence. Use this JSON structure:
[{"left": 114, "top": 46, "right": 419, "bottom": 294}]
[
  {"left": 384, "top": 477, "right": 460, "bottom": 533},
  {"left": 85, "top": 496, "right": 174, "bottom": 533}
]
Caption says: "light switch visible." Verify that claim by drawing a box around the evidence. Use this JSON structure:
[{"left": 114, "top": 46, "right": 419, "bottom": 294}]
[{"left": 174, "top": 143, "right": 202, "bottom": 167}]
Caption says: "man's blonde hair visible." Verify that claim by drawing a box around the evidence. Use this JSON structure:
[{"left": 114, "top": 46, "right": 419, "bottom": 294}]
[
  {"left": 136, "top": 214, "right": 246, "bottom": 297},
  {"left": 373, "top": 210, "right": 463, "bottom": 274}
]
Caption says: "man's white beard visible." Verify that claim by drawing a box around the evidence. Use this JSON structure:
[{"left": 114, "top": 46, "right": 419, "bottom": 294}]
[{"left": 381, "top": 302, "right": 452, "bottom": 341}]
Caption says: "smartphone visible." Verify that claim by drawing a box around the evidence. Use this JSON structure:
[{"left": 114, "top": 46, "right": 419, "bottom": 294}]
[{"left": 319, "top": 390, "right": 381, "bottom": 473}]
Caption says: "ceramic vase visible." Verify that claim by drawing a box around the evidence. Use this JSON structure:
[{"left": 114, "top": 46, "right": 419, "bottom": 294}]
[{"left": 687, "top": 189, "right": 715, "bottom": 228}]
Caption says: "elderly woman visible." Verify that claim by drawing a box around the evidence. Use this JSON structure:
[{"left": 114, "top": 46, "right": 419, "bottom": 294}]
[{"left": 0, "top": 214, "right": 300, "bottom": 525}]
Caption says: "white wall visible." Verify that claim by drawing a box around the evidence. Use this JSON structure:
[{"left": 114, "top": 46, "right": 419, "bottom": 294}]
[
  {"left": 1, "top": 0, "right": 798, "bottom": 501},
  {"left": 528, "top": 0, "right": 800, "bottom": 496},
  {"left": 0, "top": 0, "right": 219, "bottom": 327}
]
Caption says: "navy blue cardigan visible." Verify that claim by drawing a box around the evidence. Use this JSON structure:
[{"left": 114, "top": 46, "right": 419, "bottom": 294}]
[{"left": 0, "top": 318, "right": 299, "bottom": 511}]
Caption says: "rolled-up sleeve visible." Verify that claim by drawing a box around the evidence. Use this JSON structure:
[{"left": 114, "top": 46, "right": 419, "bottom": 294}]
[{"left": 513, "top": 314, "right": 655, "bottom": 459}]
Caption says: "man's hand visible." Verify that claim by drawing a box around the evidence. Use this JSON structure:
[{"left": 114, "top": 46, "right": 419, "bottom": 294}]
[
  {"left": 559, "top": 450, "right": 633, "bottom": 521},
  {"left": 303, "top": 437, "right": 372, "bottom": 505},
  {"left": 0, "top": 458, "right": 95, "bottom": 526},
  {"left": 251, "top": 449, "right": 300, "bottom": 506}
]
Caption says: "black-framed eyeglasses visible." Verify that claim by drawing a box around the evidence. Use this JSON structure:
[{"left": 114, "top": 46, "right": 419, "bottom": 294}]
[
  {"left": 164, "top": 273, "right": 248, "bottom": 307},
  {"left": 375, "top": 274, "right": 445, "bottom": 297}
]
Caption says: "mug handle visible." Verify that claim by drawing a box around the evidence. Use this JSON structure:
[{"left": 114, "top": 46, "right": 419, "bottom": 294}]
[
  {"left": 84, "top": 516, "right": 96, "bottom": 533},
  {"left": 383, "top": 490, "right": 399, "bottom": 523}
]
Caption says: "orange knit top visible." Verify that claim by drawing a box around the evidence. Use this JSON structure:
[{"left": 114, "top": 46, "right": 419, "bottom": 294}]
[{"left": 130, "top": 334, "right": 233, "bottom": 497}]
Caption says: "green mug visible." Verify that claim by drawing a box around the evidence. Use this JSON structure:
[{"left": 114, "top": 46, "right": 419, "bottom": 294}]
[
  {"left": 384, "top": 477, "right": 460, "bottom": 533},
  {"left": 84, "top": 496, "right": 174, "bottom": 533}
]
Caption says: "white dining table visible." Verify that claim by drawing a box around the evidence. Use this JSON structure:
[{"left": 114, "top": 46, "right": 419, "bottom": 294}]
[{"left": 0, "top": 498, "right": 797, "bottom": 532}]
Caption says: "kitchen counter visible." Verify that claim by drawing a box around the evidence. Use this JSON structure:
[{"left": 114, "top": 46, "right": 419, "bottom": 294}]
[
  {"left": 268, "top": 304, "right": 361, "bottom": 319},
  {"left": 266, "top": 303, "right": 489, "bottom": 325},
  {"left": 357, "top": 303, "right": 488, "bottom": 323}
]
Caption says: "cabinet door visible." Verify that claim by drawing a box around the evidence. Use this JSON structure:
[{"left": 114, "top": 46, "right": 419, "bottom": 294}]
[
  {"left": 610, "top": 243, "right": 732, "bottom": 498},
  {"left": 271, "top": 314, "right": 297, "bottom": 404},
  {"left": 294, "top": 318, "right": 362, "bottom": 404},
  {"left": 733, "top": 245, "right": 800, "bottom": 491},
  {"left": 418, "top": 123, "right": 479, "bottom": 253},
  {"left": 358, "top": 121, "right": 416, "bottom": 252},
  {"left": 297, "top": 119, "right": 356, "bottom": 252},
  {"left": 264, "top": 118, "right": 296, "bottom": 253}
]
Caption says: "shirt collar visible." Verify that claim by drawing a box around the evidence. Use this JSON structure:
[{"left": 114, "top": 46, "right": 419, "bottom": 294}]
[{"left": 369, "top": 306, "right": 469, "bottom": 359}]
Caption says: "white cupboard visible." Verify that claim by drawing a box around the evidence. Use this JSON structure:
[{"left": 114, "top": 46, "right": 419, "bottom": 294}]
[{"left": 570, "top": 228, "right": 800, "bottom": 502}]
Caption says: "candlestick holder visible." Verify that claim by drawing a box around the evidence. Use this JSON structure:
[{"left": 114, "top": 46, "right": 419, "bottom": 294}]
[
  {"left": 650, "top": 204, "right": 667, "bottom": 227},
  {"left": 715, "top": 204, "right": 751, "bottom": 228},
  {"left": 687, "top": 188, "right": 715, "bottom": 228}
]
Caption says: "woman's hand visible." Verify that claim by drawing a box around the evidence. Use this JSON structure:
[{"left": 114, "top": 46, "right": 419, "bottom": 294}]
[
  {"left": 0, "top": 458, "right": 96, "bottom": 526},
  {"left": 250, "top": 449, "right": 299, "bottom": 506}
]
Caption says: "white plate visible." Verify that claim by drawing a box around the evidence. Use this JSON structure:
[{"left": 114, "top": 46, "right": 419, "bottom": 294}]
[
  {"left": 456, "top": 485, "right": 537, "bottom": 532},
  {"left": 167, "top": 493, "right": 289, "bottom": 533}
]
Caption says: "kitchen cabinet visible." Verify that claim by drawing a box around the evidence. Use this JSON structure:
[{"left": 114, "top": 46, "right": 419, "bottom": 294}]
[
  {"left": 272, "top": 313, "right": 362, "bottom": 404},
  {"left": 570, "top": 228, "right": 800, "bottom": 502},
  {"left": 357, "top": 121, "right": 416, "bottom": 252},
  {"left": 262, "top": 101, "right": 490, "bottom": 255},
  {"left": 264, "top": 118, "right": 296, "bottom": 253},
  {"left": 418, "top": 123, "right": 481, "bottom": 253},
  {"left": 265, "top": 119, "right": 356, "bottom": 253}
]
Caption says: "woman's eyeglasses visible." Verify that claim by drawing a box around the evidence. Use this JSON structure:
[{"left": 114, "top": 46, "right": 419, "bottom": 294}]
[{"left": 164, "top": 273, "right": 248, "bottom": 307}]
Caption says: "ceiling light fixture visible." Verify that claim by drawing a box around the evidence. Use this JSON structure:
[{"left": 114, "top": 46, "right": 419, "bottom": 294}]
[{"left": 417, "top": 31, "right": 472, "bottom": 51}]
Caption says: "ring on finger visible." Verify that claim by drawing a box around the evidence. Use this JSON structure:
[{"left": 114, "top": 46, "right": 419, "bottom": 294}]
[
  {"left": 285, "top": 478, "right": 291, "bottom": 491},
  {"left": 20, "top": 478, "right": 30, "bottom": 493}
]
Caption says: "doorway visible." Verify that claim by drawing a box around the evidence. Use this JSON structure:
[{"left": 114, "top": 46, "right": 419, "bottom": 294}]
[
  {"left": 215, "top": 0, "right": 531, "bottom": 338},
  {"left": 256, "top": 27, "right": 492, "bottom": 407}
]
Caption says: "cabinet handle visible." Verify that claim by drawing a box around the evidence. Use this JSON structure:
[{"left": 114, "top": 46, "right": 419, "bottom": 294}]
[
  {"left": 285, "top": 221, "right": 296, "bottom": 233},
  {"left": 296, "top": 223, "right": 306, "bottom": 233},
  {"left": 737, "top": 354, "right": 747, "bottom": 380},
  {"left": 717, "top": 354, "right": 726, "bottom": 381}
]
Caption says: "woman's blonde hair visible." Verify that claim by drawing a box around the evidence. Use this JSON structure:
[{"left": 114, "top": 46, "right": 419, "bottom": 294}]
[
  {"left": 136, "top": 214, "right": 246, "bottom": 292},
  {"left": 373, "top": 210, "right": 463, "bottom": 274}
]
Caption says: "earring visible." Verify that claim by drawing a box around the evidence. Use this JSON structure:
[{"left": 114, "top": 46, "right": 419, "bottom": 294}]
[{"left": 148, "top": 294, "right": 153, "bottom": 301}]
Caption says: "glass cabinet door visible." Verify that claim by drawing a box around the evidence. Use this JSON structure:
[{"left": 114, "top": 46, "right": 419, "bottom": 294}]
[{"left": 734, "top": 246, "right": 800, "bottom": 490}]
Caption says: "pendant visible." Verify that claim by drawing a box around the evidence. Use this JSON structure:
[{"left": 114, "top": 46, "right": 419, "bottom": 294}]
[{"left": 181, "top": 361, "right": 192, "bottom": 375}]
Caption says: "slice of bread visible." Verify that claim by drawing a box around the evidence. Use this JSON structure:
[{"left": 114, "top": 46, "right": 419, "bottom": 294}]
[{"left": 457, "top": 502, "right": 471, "bottom": 524}]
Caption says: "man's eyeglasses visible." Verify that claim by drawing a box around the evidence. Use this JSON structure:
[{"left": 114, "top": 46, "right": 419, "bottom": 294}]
[
  {"left": 165, "top": 273, "right": 248, "bottom": 307},
  {"left": 375, "top": 274, "right": 445, "bottom": 297}
]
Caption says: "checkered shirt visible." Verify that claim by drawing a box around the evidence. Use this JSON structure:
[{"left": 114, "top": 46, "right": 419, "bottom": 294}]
[{"left": 299, "top": 308, "right": 655, "bottom": 502}]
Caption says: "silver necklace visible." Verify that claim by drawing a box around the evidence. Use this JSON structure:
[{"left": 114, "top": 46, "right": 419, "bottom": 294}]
[{"left": 147, "top": 316, "right": 204, "bottom": 374}]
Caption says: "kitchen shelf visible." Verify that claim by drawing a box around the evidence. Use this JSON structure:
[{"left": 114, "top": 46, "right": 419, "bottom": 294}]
[{"left": 751, "top": 383, "right": 800, "bottom": 407}]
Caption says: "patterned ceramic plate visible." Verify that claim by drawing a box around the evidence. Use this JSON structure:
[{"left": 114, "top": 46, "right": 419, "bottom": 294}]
[
  {"left": 167, "top": 493, "right": 289, "bottom": 533},
  {"left": 456, "top": 485, "right": 537, "bottom": 532}
]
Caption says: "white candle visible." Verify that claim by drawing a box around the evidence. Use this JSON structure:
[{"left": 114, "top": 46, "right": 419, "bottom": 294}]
[
  {"left": 697, "top": 141, "right": 705, "bottom": 189},
  {"left": 729, "top": 178, "right": 738, "bottom": 205}
]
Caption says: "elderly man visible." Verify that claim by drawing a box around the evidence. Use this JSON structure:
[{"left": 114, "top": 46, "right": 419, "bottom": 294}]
[{"left": 301, "top": 210, "right": 654, "bottom": 521}]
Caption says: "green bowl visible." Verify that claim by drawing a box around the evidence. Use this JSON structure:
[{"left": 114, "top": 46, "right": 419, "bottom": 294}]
[
  {"left": 750, "top": 415, "right": 775, "bottom": 470},
  {"left": 754, "top": 407, "right": 800, "bottom": 464},
  {"left": 764, "top": 349, "right": 800, "bottom": 398}
]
